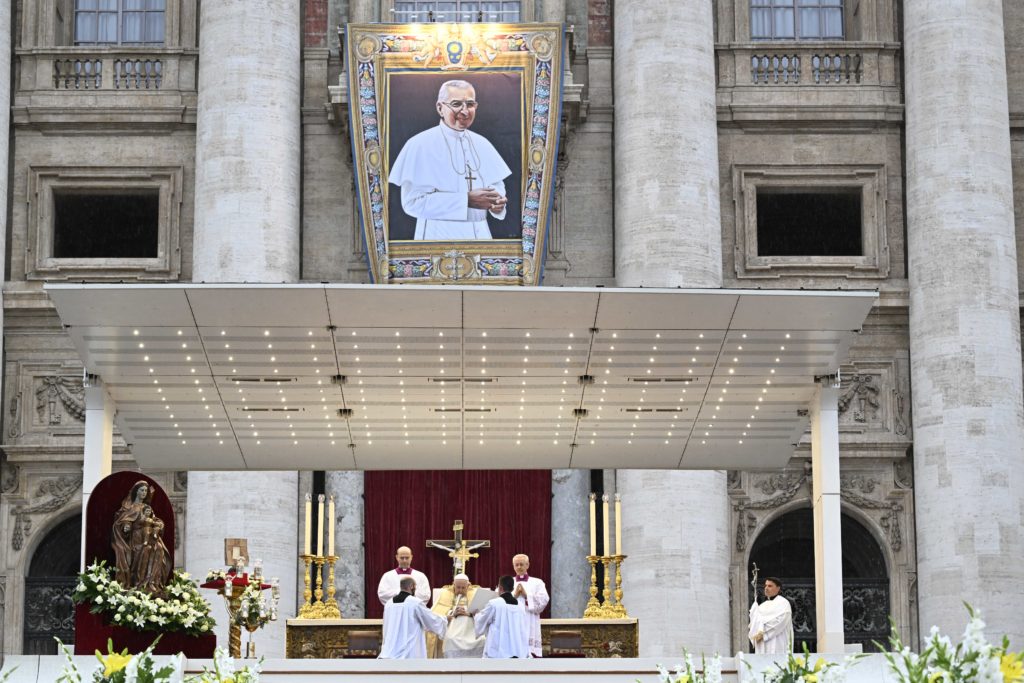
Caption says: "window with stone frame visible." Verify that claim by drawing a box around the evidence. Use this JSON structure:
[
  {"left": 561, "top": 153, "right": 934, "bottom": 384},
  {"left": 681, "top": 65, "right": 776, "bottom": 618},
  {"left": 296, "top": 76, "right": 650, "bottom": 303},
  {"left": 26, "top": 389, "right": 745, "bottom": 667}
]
[
  {"left": 74, "top": 0, "right": 166, "bottom": 45},
  {"left": 750, "top": 0, "right": 844, "bottom": 40},
  {"left": 391, "top": 1, "right": 521, "bottom": 23},
  {"left": 732, "top": 165, "right": 889, "bottom": 280},
  {"left": 26, "top": 166, "right": 182, "bottom": 281}
]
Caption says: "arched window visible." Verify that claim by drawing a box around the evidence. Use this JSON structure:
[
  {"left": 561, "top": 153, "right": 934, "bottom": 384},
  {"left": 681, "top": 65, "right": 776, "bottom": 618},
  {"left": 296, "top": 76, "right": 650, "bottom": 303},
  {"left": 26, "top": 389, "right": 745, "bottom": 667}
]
[
  {"left": 751, "top": 0, "right": 844, "bottom": 40},
  {"left": 749, "top": 507, "right": 889, "bottom": 652},
  {"left": 391, "top": 1, "right": 521, "bottom": 23},
  {"left": 75, "top": 0, "right": 166, "bottom": 45},
  {"left": 23, "top": 515, "right": 81, "bottom": 654}
]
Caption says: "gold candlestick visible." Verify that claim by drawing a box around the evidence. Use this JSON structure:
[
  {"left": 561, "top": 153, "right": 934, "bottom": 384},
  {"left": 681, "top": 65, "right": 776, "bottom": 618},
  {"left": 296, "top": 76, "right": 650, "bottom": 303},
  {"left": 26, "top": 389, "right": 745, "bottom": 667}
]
[
  {"left": 298, "top": 554, "right": 317, "bottom": 618},
  {"left": 599, "top": 556, "right": 613, "bottom": 617},
  {"left": 611, "top": 554, "right": 629, "bottom": 617},
  {"left": 583, "top": 555, "right": 603, "bottom": 618},
  {"left": 313, "top": 557, "right": 326, "bottom": 617},
  {"left": 322, "top": 555, "right": 342, "bottom": 618}
]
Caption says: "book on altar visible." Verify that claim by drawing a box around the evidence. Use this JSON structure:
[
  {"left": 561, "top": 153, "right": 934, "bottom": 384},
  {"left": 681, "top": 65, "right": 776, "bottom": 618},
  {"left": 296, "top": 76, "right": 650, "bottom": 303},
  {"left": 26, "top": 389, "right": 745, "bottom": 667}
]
[{"left": 468, "top": 588, "right": 499, "bottom": 613}]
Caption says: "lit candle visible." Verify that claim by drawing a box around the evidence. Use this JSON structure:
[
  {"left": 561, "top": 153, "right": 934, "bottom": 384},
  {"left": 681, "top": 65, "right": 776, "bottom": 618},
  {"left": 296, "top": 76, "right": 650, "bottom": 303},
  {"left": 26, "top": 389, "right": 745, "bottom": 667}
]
[
  {"left": 602, "top": 494, "right": 610, "bottom": 557},
  {"left": 588, "top": 493, "right": 597, "bottom": 556},
  {"left": 329, "top": 495, "right": 336, "bottom": 557},
  {"left": 304, "top": 493, "right": 312, "bottom": 556},
  {"left": 316, "top": 494, "right": 325, "bottom": 557},
  {"left": 614, "top": 493, "right": 622, "bottom": 556}
]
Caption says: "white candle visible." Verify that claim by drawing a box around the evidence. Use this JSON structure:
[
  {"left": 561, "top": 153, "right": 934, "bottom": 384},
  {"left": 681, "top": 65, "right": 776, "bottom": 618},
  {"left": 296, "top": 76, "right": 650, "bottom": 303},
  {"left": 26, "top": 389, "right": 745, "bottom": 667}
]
[
  {"left": 588, "top": 493, "right": 597, "bottom": 556},
  {"left": 316, "top": 494, "right": 325, "bottom": 557},
  {"left": 614, "top": 493, "right": 622, "bottom": 556},
  {"left": 602, "top": 494, "right": 610, "bottom": 557},
  {"left": 329, "top": 495, "right": 336, "bottom": 557},
  {"left": 304, "top": 493, "right": 312, "bottom": 556}
]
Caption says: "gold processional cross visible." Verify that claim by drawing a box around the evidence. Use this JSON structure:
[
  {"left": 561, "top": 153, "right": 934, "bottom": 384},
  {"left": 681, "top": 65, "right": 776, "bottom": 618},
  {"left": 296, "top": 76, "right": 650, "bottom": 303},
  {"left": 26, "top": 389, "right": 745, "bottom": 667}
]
[{"left": 426, "top": 519, "right": 491, "bottom": 582}]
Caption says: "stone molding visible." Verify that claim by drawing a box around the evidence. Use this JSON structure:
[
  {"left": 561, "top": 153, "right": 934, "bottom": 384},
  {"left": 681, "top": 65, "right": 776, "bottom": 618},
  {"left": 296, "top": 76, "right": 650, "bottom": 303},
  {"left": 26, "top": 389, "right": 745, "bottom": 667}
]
[
  {"left": 732, "top": 163, "right": 889, "bottom": 280},
  {"left": 25, "top": 165, "right": 183, "bottom": 282}
]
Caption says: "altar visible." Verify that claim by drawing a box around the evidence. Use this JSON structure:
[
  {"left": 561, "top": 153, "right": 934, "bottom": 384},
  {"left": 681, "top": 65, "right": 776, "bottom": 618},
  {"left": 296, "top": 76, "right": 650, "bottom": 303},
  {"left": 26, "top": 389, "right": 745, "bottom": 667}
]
[{"left": 285, "top": 618, "right": 639, "bottom": 658}]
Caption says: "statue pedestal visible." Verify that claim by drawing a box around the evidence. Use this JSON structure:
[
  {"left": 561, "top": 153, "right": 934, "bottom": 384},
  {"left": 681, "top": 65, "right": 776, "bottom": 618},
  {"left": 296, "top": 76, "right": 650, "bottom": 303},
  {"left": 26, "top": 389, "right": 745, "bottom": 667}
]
[{"left": 73, "top": 604, "right": 217, "bottom": 657}]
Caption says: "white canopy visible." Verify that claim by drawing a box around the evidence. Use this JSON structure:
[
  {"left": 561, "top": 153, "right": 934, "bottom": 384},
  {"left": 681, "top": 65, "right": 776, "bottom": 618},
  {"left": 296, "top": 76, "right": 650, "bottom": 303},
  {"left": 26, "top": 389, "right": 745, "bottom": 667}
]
[{"left": 45, "top": 283, "right": 876, "bottom": 471}]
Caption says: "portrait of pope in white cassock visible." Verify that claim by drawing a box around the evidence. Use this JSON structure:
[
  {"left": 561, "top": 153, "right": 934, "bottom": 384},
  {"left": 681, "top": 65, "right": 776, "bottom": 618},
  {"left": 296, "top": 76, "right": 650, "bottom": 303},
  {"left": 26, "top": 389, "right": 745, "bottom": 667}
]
[{"left": 387, "top": 73, "right": 522, "bottom": 241}]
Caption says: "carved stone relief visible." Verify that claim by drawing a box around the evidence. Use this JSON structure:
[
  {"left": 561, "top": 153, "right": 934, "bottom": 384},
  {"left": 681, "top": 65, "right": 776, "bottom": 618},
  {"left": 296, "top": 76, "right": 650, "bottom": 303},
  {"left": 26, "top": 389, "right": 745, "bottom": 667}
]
[
  {"left": 173, "top": 471, "right": 188, "bottom": 492},
  {"left": 838, "top": 374, "right": 881, "bottom": 424},
  {"left": 5, "top": 363, "right": 89, "bottom": 443},
  {"left": 34, "top": 376, "right": 85, "bottom": 426},
  {"left": 10, "top": 476, "right": 82, "bottom": 551},
  {"left": 1, "top": 461, "right": 18, "bottom": 494},
  {"left": 835, "top": 361, "right": 912, "bottom": 439}
]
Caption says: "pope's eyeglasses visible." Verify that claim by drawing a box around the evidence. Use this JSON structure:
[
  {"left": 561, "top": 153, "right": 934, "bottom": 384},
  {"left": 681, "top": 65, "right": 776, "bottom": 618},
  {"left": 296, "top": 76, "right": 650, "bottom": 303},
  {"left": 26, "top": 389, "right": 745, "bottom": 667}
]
[{"left": 441, "top": 100, "right": 479, "bottom": 111}]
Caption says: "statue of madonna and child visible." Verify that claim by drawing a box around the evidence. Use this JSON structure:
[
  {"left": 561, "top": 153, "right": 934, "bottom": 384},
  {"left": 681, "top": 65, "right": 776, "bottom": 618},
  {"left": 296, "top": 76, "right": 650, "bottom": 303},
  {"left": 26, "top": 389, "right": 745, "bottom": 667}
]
[{"left": 111, "top": 480, "right": 172, "bottom": 595}]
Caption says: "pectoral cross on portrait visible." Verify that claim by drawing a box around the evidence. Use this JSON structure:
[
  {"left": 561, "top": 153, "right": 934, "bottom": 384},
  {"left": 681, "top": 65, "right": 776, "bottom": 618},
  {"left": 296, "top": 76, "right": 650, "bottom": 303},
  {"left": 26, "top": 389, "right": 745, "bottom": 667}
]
[
  {"left": 464, "top": 166, "right": 476, "bottom": 191},
  {"left": 426, "top": 519, "right": 490, "bottom": 581}
]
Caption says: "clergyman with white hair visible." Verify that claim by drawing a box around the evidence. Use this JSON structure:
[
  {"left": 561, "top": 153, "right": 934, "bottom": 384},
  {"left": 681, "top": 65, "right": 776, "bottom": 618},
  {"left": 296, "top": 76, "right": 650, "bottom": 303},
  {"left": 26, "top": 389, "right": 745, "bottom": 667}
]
[
  {"left": 441, "top": 573, "right": 487, "bottom": 658},
  {"left": 389, "top": 79, "right": 512, "bottom": 240}
]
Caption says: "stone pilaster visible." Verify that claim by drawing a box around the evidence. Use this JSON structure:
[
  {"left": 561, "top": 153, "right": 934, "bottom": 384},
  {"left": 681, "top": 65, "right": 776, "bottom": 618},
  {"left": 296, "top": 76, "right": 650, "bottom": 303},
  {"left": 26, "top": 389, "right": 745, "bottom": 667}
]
[
  {"left": 550, "top": 469, "right": 589, "bottom": 618},
  {"left": 326, "top": 471, "right": 365, "bottom": 618},
  {"left": 187, "top": 0, "right": 302, "bottom": 657},
  {"left": 905, "top": 0, "right": 1024, "bottom": 642},
  {"left": 192, "top": 0, "right": 301, "bottom": 282},
  {"left": 612, "top": 0, "right": 730, "bottom": 656}
]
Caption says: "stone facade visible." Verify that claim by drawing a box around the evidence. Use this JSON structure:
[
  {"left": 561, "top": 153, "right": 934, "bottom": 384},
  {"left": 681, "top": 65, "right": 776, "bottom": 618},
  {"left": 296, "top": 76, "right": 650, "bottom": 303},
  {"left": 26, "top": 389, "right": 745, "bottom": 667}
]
[{"left": 0, "top": 0, "right": 1022, "bottom": 657}]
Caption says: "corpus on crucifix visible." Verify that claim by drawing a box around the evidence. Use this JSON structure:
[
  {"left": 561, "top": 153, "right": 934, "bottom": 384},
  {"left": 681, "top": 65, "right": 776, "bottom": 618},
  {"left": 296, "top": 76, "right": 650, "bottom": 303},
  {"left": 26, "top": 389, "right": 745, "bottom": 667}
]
[{"left": 426, "top": 520, "right": 491, "bottom": 582}]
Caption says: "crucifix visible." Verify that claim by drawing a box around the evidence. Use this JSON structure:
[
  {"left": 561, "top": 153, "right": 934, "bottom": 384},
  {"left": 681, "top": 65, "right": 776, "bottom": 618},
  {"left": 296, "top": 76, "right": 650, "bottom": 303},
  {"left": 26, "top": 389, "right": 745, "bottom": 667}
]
[
  {"left": 426, "top": 520, "right": 490, "bottom": 582},
  {"left": 464, "top": 167, "right": 476, "bottom": 191}
]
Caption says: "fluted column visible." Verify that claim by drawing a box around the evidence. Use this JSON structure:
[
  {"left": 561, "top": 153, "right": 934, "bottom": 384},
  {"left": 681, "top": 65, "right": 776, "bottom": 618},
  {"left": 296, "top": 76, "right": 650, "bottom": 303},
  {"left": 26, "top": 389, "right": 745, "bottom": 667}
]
[
  {"left": 905, "top": 0, "right": 1024, "bottom": 643},
  {"left": 188, "top": 0, "right": 301, "bottom": 657},
  {"left": 192, "top": 0, "right": 301, "bottom": 282},
  {"left": 613, "top": 0, "right": 730, "bottom": 657},
  {"left": 613, "top": 0, "right": 721, "bottom": 287}
]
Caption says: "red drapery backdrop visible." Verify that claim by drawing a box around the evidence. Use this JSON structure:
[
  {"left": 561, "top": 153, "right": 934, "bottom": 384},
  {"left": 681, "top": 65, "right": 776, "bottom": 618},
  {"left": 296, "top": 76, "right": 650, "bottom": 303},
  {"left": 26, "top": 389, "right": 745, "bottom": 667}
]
[{"left": 363, "top": 470, "right": 551, "bottom": 619}]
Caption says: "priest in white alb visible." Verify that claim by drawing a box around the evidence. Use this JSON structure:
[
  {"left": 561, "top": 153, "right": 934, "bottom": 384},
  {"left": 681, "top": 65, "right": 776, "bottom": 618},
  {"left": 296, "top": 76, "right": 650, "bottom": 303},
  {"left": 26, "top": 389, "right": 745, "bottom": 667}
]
[
  {"left": 748, "top": 576, "right": 794, "bottom": 654},
  {"left": 474, "top": 575, "right": 528, "bottom": 658},
  {"left": 511, "top": 553, "right": 549, "bottom": 657},
  {"left": 389, "top": 79, "right": 512, "bottom": 240},
  {"left": 379, "top": 577, "right": 448, "bottom": 659},
  {"left": 378, "top": 545, "right": 431, "bottom": 605}
]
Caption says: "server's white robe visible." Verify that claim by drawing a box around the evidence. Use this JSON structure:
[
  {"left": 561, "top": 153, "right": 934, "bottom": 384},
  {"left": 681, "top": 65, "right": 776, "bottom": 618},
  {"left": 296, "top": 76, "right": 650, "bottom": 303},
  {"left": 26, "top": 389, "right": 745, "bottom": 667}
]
[
  {"left": 389, "top": 122, "right": 512, "bottom": 240},
  {"left": 514, "top": 576, "right": 549, "bottom": 657},
  {"left": 379, "top": 595, "right": 447, "bottom": 659},
  {"left": 748, "top": 596, "right": 794, "bottom": 654},
  {"left": 474, "top": 596, "right": 528, "bottom": 659},
  {"left": 377, "top": 568, "right": 431, "bottom": 606}
]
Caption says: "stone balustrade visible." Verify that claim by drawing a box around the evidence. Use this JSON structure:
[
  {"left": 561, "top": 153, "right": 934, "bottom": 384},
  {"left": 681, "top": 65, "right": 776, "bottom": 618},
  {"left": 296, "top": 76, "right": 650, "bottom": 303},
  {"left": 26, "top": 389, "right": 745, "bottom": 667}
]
[
  {"left": 717, "top": 42, "right": 899, "bottom": 89},
  {"left": 17, "top": 47, "right": 196, "bottom": 94}
]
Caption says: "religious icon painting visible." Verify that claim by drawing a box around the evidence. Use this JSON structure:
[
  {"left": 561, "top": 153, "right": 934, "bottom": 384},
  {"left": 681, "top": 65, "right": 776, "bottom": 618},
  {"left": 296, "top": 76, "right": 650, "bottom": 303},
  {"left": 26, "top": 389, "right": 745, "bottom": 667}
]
[{"left": 345, "top": 22, "right": 566, "bottom": 286}]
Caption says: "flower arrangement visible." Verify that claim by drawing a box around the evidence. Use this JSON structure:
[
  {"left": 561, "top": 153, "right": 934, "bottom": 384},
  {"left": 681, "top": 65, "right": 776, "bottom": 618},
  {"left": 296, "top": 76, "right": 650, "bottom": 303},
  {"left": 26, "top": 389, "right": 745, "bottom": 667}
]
[
  {"left": 640, "top": 652, "right": 723, "bottom": 683},
  {"left": 881, "top": 605, "right": 1024, "bottom": 683},
  {"left": 74, "top": 562, "right": 216, "bottom": 637},
  {"left": 737, "top": 645, "right": 860, "bottom": 683},
  {"left": 183, "top": 648, "right": 262, "bottom": 683},
  {"left": 230, "top": 576, "right": 278, "bottom": 630},
  {"left": 54, "top": 637, "right": 181, "bottom": 683}
]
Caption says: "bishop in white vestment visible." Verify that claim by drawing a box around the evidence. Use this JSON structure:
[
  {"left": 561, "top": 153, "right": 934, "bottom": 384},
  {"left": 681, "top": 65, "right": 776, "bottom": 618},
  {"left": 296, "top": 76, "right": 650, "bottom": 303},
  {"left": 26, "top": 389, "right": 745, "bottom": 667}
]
[
  {"left": 748, "top": 577, "right": 794, "bottom": 654},
  {"left": 389, "top": 80, "right": 512, "bottom": 241},
  {"left": 379, "top": 578, "right": 448, "bottom": 659},
  {"left": 377, "top": 546, "right": 431, "bottom": 605},
  {"left": 512, "top": 554, "right": 549, "bottom": 657},
  {"left": 440, "top": 574, "right": 487, "bottom": 658},
  {"left": 474, "top": 576, "right": 529, "bottom": 659}
]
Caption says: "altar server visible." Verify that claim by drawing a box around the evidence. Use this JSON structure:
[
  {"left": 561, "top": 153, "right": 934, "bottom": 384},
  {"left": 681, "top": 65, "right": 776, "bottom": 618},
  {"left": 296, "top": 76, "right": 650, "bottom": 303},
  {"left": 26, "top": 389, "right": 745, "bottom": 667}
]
[
  {"left": 474, "top": 575, "right": 528, "bottom": 658},
  {"left": 378, "top": 545, "right": 431, "bottom": 605},
  {"left": 748, "top": 576, "right": 794, "bottom": 654},
  {"left": 511, "top": 553, "right": 549, "bottom": 657},
  {"left": 379, "top": 577, "right": 447, "bottom": 659}
]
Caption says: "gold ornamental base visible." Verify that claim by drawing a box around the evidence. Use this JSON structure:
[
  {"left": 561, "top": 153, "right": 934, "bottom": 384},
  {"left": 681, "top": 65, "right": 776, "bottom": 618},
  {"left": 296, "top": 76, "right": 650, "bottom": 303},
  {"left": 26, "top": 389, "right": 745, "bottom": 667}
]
[
  {"left": 299, "top": 554, "right": 342, "bottom": 619},
  {"left": 582, "top": 554, "right": 629, "bottom": 618}
]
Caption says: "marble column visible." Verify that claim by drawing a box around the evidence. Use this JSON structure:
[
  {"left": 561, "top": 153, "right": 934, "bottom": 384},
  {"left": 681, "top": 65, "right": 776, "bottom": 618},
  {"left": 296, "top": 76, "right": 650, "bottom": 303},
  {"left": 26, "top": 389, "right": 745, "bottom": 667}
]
[
  {"left": 0, "top": 0, "right": 8, "bottom": 655},
  {"left": 192, "top": 0, "right": 301, "bottom": 282},
  {"left": 613, "top": 0, "right": 729, "bottom": 656},
  {"left": 326, "top": 471, "right": 366, "bottom": 618},
  {"left": 349, "top": 0, "right": 377, "bottom": 23},
  {"left": 905, "top": 0, "right": 1024, "bottom": 643},
  {"left": 188, "top": 0, "right": 302, "bottom": 657},
  {"left": 613, "top": 0, "right": 721, "bottom": 287},
  {"left": 550, "top": 469, "right": 589, "bottom": 618},
  {"left": 541, "top": 0, "right": 566, "bottom": 23}
]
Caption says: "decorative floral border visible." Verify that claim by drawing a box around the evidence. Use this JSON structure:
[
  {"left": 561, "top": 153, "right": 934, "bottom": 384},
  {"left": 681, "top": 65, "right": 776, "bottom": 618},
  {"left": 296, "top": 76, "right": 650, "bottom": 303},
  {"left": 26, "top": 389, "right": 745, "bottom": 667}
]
[{"left": 345, "top": 23, "right": 565, "bottom": 286}]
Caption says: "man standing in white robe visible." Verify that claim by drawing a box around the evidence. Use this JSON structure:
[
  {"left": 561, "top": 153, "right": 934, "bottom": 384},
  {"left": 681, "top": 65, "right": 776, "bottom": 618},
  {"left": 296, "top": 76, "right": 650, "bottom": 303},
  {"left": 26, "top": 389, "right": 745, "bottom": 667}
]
[
  {"left": 378, "top": 545, "right": 431, "bottom": 605},
  {"left": 389, "top": 79, "right": 512, "bottom": 240},
  {"left": 379, "top": 577, "right": 447, "bottom": 659},
  {"left": 474, "top": 575, "right": 528, "bottom": 658},
  {"left": 511, "top": 553, "right": 549, "bottom": 657},
  {"left": 748, "top": 577, "right": 794, "bottom": 654}
]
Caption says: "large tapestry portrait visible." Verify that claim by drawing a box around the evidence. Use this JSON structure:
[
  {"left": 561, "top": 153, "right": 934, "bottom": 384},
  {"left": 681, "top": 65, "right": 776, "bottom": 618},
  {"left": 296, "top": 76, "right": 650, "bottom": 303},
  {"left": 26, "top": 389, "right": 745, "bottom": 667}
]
[{"left": 346, "top": 23, "right": 565, "bottom": 285}]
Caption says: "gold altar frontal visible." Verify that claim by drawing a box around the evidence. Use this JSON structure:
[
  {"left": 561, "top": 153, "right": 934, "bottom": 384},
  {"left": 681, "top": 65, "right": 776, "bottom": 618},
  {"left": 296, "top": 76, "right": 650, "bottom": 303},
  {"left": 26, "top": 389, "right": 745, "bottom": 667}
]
[{"left": 286, "top": 618, "right": 639, "bottom": 659}]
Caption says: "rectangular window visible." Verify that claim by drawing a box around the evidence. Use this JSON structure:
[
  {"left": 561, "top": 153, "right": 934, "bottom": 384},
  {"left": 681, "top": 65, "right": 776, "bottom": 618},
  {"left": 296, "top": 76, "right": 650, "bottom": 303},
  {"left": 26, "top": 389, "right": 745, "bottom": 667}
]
[
  {"left": 751, "top": 0, "right": 843, "bottom": 40},
  {"left": 756, "top": 188, "right": 862, "bottom": 257},
  {"left": 393, "top": 0, "right": 520, "bottom": 22},
  {"left": 75, "top": 0, "right": 165, "bottom": 45},
  {"left": 52, "top": 190, "right": 160, "bottom": 259}
]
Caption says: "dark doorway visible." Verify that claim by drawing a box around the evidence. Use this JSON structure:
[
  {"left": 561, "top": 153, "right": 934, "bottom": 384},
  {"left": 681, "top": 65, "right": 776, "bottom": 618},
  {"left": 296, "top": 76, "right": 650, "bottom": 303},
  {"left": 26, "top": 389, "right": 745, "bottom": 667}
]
[
  {"left": 23, "top": 515, "right": 81, "bottom": 654},
  {"left": 748, "top": 507, "right": 889, "bottom": 652}
]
